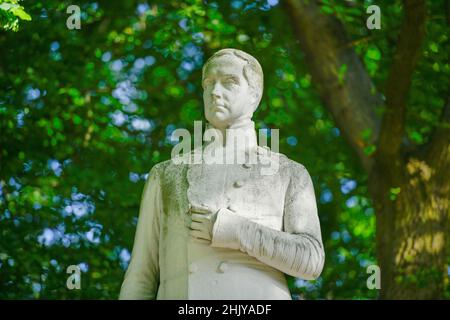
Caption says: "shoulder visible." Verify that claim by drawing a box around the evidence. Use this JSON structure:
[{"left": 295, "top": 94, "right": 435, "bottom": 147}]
[
  {"left": 281, "top": 156, "right": 308, "bottom": 175},
  {"left": 257, "top": 146, "right": 307, "bottom": 173},
  {"left": 146, "top": 159, "right": 172, "bottom": 180},
  {"left": 264, "top": 148, "right": 313, "bottom": 186},
  {"left": 146, "top": 153, "right": 192, "bottom": 183}
]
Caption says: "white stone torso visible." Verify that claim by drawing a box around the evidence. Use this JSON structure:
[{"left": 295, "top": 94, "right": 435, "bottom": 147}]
[
  {"left": 119, "top": 126, "right": 324, "bottom": 300},
  {"left": 155, "top": 146, "right": 294, "bottom": 299}
]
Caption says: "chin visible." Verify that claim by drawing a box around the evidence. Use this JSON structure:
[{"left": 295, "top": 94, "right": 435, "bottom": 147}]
[
  {"left": 207, "top": 111, "right": 228, "bottom": 123},
  {"left": 210, "top": 117, "right": 230, "bottom": 128}
]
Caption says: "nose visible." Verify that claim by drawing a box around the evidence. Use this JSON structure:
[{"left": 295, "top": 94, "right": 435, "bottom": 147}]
[{"left": 211, "top": 82, "right": 222, "bottom": 99}]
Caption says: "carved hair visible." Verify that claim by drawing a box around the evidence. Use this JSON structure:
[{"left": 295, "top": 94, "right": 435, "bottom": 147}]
[{"left": 202, "top": 48, "right": 264, "bottom": 110}]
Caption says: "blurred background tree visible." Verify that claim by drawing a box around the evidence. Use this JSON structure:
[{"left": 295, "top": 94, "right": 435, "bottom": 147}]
[{"left": 0, "top": 0, "right": 448, "bottom": 299}]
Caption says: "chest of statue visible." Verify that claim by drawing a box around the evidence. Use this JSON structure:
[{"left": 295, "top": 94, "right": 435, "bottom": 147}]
[{"left": 159, "top": 153, "right": 288, "bottom": 232}]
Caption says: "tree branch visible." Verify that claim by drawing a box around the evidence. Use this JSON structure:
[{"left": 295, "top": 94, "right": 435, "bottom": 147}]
[
  {"left": 377, "top": 0, "right": 427, "bottom": 160},
  {"left": 282, "top": 0, "right": 382, "bottom": 173}
]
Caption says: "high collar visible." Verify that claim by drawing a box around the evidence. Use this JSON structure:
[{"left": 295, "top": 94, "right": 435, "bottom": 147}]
[{"left": 204, "top": 120, "right": 258, "bottom": 153}]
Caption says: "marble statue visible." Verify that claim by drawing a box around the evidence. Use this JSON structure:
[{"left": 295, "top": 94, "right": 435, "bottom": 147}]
[{"left": 119, "top": 48, "right": 325, "bottom": 300}]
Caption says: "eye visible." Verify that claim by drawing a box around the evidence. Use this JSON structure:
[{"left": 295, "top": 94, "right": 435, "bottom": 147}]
[
  {"left": 224, "top": 78, "right": 238, "bottom": 86},
  {"left": 203, "top": 79, "right": 212, "bottom": 88}
]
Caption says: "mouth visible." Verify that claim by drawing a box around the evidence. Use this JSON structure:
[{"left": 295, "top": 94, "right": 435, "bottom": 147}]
[
  {"left": 213, "top": 105, "right": 227, "bottom": 112},
  {"left": 211, "top": 102, "right": 226, "bottom": 110}
]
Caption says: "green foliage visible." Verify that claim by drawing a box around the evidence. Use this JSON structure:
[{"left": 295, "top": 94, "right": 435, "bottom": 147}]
[
  {"left": 0, "top": 0, "right": 448, "bottom": 299},
  {"left": 0, "top": 0, "right": 31, "bottom": 31}
]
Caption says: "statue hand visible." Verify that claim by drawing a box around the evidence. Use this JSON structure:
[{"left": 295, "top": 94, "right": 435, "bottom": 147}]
[{"left": 188, "top": 205, "right": 218, "bottom": 242}]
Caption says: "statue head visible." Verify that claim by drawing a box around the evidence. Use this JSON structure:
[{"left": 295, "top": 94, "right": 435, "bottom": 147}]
[{"left": 202, "top": 48, "right": 264, "bottom": 129}]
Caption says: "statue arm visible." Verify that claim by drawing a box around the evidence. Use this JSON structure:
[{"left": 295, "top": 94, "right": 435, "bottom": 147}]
[
  {"left": 211, "top": 164, "right": 325, "bottom": 280},
  {"left": 119, "top": 166, "right": 161, "bottom": 299}
]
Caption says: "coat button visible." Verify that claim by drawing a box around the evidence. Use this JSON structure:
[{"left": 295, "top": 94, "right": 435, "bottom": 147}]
[
  {"left": 218, "top": 261, "right": 229, "bottom": 273},
  {"left": 233, "top": 180, "right": 244, "bottom": 188},
  {"left": 189, "top": 263, "right": 198, "bottom": 274}
]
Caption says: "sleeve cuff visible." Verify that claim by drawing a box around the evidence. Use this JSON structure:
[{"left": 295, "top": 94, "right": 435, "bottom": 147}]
[{"left": 211, "top": 208, "right": 248, "bottom": 250}]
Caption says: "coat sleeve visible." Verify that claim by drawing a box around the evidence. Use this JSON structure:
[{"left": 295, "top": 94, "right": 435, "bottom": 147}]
[
  {"left": 211, "top": 163, "right": 325, "bottom": 280},
  {"left": 119, "top": 165, "right": 162, "bottom": 299}
]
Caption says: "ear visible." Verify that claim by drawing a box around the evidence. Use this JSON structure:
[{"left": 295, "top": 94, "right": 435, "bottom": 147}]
[
  {"left": 251, "top": 90, "right": 260, "bottom": 109},
  {"left": 249, "top": 88, "right": 258, "bottom": 104}
]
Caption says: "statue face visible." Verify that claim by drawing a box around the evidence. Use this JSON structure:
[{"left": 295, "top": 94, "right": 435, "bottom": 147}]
[{"left": 202, "top": 55, "right": 256, "bottom": 129}]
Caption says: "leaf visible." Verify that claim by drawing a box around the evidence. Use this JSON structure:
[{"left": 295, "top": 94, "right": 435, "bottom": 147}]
[
  {"left": 338, "top": 64, "right": 347, "bottom": 84},
  {"left": 360, "top": 128, "right": 373, "bottom": 141},
  {"left": 429, "top": 43, "right": 438, "bottom": 53},
  {"left": 0, "top": 3, "right": 13, "bottom": 11},
  {"left": 389, "top": 187, "right": 401, "bottom": 200},
  {"left": 321, "top": 5, "right": 334, "bottom": 15},
  {"left": 410, "top": 131, "right": 424, "bottom": 144},
  {"left": 363, "top": 145, "right": 376, "bottom": 156},
  {"left": 366, "top": 46, "right": 381, "bottom": 61},
  {"left": 11, "top": 6, "right": 32, "bottom": 21}
]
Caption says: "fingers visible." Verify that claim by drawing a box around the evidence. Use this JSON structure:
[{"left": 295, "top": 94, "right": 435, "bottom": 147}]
[
  {"left": 187, "top": 205, "right": 215, "bottom": 243},
  {"left": 189, "top": 229, "right": 211, "bottom": 241},
  {"left": 191, "top": 237, "right": 210, "bottom": 244},
  {"left": 190, "top": 206, "right": 212, "bottom": 215},
  {"left": 191, "top": 213, "right": 212, "bottom": 222},
  {"left": 190, "top": 221, "right": 205, "bottom": 231}
]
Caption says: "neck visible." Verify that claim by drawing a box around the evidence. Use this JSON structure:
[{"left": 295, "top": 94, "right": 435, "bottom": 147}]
[
  {"left": 213, "top": 117, "right": 253, "bottom": 141},
  {"left": 205, "top": 118, "right": 257, "bottom": 152}
]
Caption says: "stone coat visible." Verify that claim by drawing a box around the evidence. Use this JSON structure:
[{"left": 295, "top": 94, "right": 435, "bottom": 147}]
[{"left": 119, "top": 124, "right": 325, "bottom": 300}]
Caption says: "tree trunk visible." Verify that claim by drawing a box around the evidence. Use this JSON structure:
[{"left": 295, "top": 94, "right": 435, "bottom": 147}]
[
  {"left": 283, "top": 0, "right": 449, "bottom": 299},
  {"left": 370, "top": 156, "right": 449, "bottom": 299}
]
